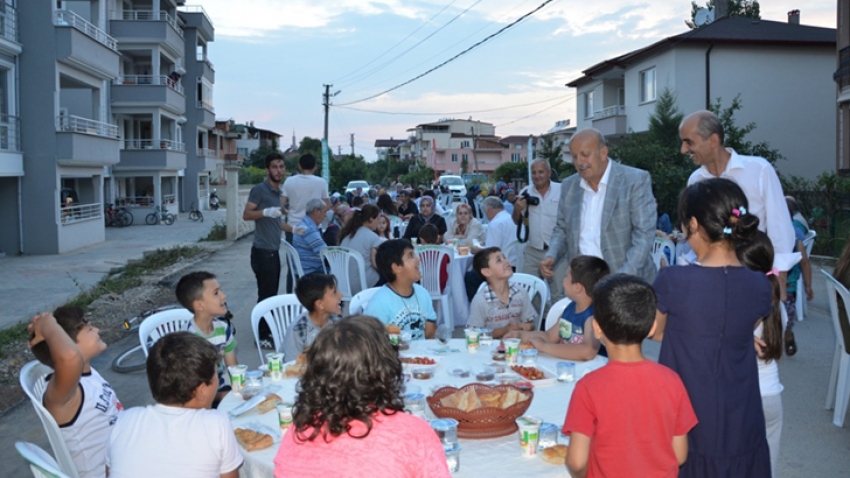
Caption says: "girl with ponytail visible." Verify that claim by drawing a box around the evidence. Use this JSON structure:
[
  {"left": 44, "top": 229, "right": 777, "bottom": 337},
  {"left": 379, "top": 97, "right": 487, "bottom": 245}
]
[
  {"left": 339, "top": 205, "right": 384, "bottom": 287},
  {"left": 651, "top": 178, "right": 772, "bottom": 477}
]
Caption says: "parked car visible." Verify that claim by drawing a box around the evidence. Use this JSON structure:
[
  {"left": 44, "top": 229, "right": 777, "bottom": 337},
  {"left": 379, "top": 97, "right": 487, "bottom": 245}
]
[
  {"left": 345, "top": 180, "right": 370, "bottom": 195},
  {"left": 439, "top": 175, "right": 466, "bottom": 197}
]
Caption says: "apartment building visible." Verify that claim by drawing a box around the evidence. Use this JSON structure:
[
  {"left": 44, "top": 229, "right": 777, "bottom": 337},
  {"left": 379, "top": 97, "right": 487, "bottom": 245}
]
[
  {"left": 232, "top": 122, "right": 282, "bottom": 159},
  {"left": 837, "top": 3, "right": 849, "bottom": 173},
  {"left": 0, "top": 0, "right": 21, "bottom": 256}
]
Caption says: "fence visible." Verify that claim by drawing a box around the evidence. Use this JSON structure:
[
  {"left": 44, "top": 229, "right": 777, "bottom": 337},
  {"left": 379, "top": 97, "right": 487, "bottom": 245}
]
[
  {"left": 782, "top": 188, "right": 850, "bottom": 256},
  {"left": 61, "top": 202, "right": 102, "bottom": 224}
]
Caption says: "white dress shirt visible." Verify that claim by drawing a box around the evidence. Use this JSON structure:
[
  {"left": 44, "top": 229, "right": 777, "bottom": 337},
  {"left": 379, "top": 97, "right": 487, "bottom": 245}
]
[
  {"left": 485, "top": 210, "right": 519, "bottom": 266},
  {"left": 688, "top": 148, "right": 799, "bottom": 271},
  {"left": 519, "top": 181, "right": 561, "bottom": 250},
  {"left": 578, "top": 161, "right": 612, "bottom": 259}
]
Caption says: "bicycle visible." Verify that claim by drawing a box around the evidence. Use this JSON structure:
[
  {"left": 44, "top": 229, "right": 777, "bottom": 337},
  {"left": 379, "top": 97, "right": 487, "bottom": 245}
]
[
  {"left": 145, "top": 203, "right": 175, "bottom": 226},
  {"left": 111, "top": 304, "right": 235, "bottom": 373},
  {"left": 189, "top": 201, "right": 204, "bottom": 222},
  {"left": 104, "top": 204, "right": 124, "bottom": 227}
]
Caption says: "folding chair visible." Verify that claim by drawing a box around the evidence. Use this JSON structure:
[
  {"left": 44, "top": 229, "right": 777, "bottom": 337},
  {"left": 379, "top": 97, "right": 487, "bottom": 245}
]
[
  {"left": 821, "top": 269, "right": 850, "bottom": 427},
  {"left": 796, "top": 230, "right": 817, "bottom": 321},
  {"left": 250, "top": 294, "right": 306, "bottom": 364},
  {"left": 138, "top": 308, "right": 194, "bottom": 356},
  {"left": 349, "top": 287, "right": 382, "bottom": 315},
  {"left": 15, "top": 441, "right": 71, "bottom": 478},
  {"left": 416, "top": 245, "right": 454, "bottom": 329}
]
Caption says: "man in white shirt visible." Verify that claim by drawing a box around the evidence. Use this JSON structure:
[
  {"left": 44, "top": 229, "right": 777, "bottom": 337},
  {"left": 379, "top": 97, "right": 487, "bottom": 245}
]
[
  {"left": 281, "top": 153, "right": 330, "bottom": 228},
  {"left": 541, "top": 128, "right": 657, "bottom": 283},
  {"left": 513, "top": 159, "right": 565, "bottom": 300}
]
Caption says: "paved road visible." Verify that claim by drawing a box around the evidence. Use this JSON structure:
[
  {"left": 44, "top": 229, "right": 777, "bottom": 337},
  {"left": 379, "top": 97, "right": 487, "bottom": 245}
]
[
  {"left": 2, "top": 236, "right": 849, "bottom": 476},
  {"left": 0, "top": 209, "right": 228, "bottom": 330}
]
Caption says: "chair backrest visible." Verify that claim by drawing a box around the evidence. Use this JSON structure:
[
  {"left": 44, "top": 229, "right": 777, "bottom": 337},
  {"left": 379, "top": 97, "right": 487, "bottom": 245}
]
[
  {"left": 280, "top": 239, "right": 305, "bottom": 290},
  {"left": 321, "top": 246, "right": 368, "bottom": 301},
  {"left": 349, "top": 287, "right": 382, "bottom": 315},
  {"left": 16, "top": 441, "right": 71, "bottom": 478},
  {"left": 821, "top": 269, "right": 850, "bottom": 355},
  {"left": 250, "top": 294, "right": 306, "bottom": 363},
  {"left": 474, "top": 200, "right": 488, "bottom": 224},
  {"left": 19, "top": 362, "right": 80, "bottom": 478},
  {"left": 503, "top": 240, "right": 521, "bottom": 270},
  {"left": 545, "top": 297, "right": 573, "bottom": 332},
  {"left": 510, "top": 272, "right": 550, "bottom": 330},
  {"left": 439, "top": 194, "right": 453, "bottom": 209},
  {"left": 416, "top": 245, "right": 453, "bottom": 297},
  {"left": 653, "top": 237, "right": 675, "bottom": 268},
  {"left": 803, "top": 230, "right": 817, "bottom": 255},
  {"left": 138, "top": 308, "right": 194, "bottom": 356}
]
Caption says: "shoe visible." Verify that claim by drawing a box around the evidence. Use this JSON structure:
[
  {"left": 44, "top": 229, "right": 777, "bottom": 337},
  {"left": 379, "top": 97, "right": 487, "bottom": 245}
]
[{"left": 785, "top": 330, "right": 797, "bottom": 356}]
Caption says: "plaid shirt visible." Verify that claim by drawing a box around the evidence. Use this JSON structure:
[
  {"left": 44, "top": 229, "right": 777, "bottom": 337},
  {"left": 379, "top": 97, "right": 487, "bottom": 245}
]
[
  {"left": 467, "top": 282, "right": 535, "bottom": 330},
  {"left": 282, "top": 312, "right": 340, "bottom": 362}
]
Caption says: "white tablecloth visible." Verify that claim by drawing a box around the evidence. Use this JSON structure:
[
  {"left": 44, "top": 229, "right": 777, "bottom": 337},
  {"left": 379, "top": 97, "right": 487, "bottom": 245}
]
[
  {"left": 450, "top": 253, "right": 473, "bottom": 328},
  {"left": 219, "top": 339, "right": 607, "bottom": 478}
]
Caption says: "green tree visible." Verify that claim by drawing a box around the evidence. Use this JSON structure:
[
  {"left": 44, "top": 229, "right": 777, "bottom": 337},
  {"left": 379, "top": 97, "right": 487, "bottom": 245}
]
[
  {"left": 461, "top": 156, "right": 469, "bottom": 175},
  {"left": 493, "top": 161, "right": 529, "bottom": 183},
  {"left": 686, "top": 0, "right": 760, "bottom": 28},
  {"left": 246, "top": 139, "right": 280, "bottom": 169},
  {"left": 647, "top": 88, "right": 684, "bottom": 146}
]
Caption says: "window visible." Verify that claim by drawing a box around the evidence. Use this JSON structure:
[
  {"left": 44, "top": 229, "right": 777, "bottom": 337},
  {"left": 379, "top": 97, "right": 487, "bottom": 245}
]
[
  {"left": 197, "top": 77, "right": 214, "bottom": 112},
  {"left": 640, "top": 68, "right": 656, "bottom": 103},
  {"left": 584, "top": 91, "right": 594, "bottom": 119},
  {"left": 515, "top": 144, "right": 522, "bottom": 149},
  {"left": 461, "top": 140, "right": 470, "bottom": 148},
  {"left": 462, "top": 153, "right": 468, "bottom": 163},
  {"left": 511, "top": 153, "right": 521, "bottom": 162},
  {"left": 451, "top": 153, "right": 458, "bottom": 163}
]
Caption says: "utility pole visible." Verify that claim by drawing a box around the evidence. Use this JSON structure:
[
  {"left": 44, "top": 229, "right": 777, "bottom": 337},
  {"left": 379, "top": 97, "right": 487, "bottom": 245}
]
[
  {"left": 470, "top": 126, "right": 480, "bottom": 173},
  {"left": 350, "top": 133, "right": 355, "bottom": 156},
  {"left": 338, "top": 146, "right": 342, "bottom": 156},
  {"left": 322, "top": 84, "right": 331, "bottom": 183}
]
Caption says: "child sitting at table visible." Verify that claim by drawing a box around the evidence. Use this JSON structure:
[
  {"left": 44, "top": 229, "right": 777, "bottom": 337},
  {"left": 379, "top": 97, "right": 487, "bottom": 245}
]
[
  {"left": 365, "top": 239, "right": 437, "bottom": 340},
  {"left": 29, "top": 307, "right": 122, "bottom": 478},
  {"left": 176, "top": 271, "right": 238, "bottom": 406},
  {"left": 418, "top": 223, "right": 449, "bottom": 293},
  {"left": 467, "top": 247, "right": 535, "bottom": 338},
  {"left": 563, "top": 274, "right": 696, "bottom": 477},
  {"left": 106, "top": 332, "right": 243, "bottom": 477},
  {"left": 506, "top": 255, "right": 610, "bottom": 360},
  {"left": 283, "top": 273, "right": 343, "bottom": 362}
]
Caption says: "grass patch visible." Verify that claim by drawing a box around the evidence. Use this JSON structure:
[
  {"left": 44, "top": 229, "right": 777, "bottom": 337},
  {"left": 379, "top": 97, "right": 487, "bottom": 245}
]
[
  {"left": 200, "top": 220, "right": 226, "bottom": 242},
  {"left": 0, "top": 322, "right": 28, "bottom": 349}
]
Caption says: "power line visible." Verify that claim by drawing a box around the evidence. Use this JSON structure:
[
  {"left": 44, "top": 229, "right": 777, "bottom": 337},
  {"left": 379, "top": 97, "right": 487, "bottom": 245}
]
[
  {"left": 334, "top": 94, "right": 572, "bottom": 116},
  {"left": 336, "top": 0, "right": 558, "bottom": 107},
  {"left": 494, "top": 94, "right": 575, "bottom": 128}
]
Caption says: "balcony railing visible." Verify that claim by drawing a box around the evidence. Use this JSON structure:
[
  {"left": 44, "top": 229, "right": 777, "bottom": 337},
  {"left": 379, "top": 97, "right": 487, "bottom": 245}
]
[
  {"left": 61, "top": 202, "right": 102, "bottom": 224},
  {"left": 179, "top": 5, "right": 213, "bottom": 24},
  {"left": 123, "top": 139, "right": 186, "bottom": 151},
  {"left": 197, "top": 148, "right": 215, "bottom": 157},
  {"left": 55, "top": 10, "right": 117, "bottom": 51},
  {"left": 114, "top": 75, "right": 184, "bottom": 94},
  {"left": 57, "top": 114, "right": 119, "bottom": 138},
  {"left": 594, "top": 105, "right": 626, "bottom": 119},
  {"left": 835, "top": 45, "right": 850, "bottom": 90},
  {"left": 0, "top": 114, "right": 20, "bottom": 152},
  {"left": 196, "top": 53, "right": 215, "bottom": 71},
  {"left": 0, "top": 6, "right": 18, "bottom": 43},
  {"left": 112, "top": 10, "right": 183, "bottom": 37},
  {"left": 197, "top": 100, "right": 215, "bottom": 113}
]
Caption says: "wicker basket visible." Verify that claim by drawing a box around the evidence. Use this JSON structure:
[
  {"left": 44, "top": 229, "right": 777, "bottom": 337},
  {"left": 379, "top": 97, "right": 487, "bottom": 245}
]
[{"left": 426, "top": 383, "right": 534, "bottom": 439}]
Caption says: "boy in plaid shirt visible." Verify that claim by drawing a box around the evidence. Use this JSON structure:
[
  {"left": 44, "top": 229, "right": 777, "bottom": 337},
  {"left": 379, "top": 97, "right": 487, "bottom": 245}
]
[{"left": 283, "top": 273, "right": 342, "bottom": 361}]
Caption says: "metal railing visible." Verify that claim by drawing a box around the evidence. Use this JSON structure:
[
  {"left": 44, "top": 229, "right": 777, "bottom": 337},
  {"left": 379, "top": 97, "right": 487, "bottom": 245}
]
[
  {"left": 114, "top": 75, "right": 184, "bottom": 94},
  {"left": 835, "top": 45, "right": 850, "bottom": 90},
  {"left": 0, "top": 114, "right": 20, "bottom": 152},
  {"left": 123, "top": 138, "right": 186, "bottom": 151},
  {"left": 595, "top": 105, "right": 626, "bottom": 119},
  {"left": 197, "top": 100, "right": 214, "bottom": 113},
  {"left": 112, "top": 10, "right": 183, "bottom": 37},
  {"left": 162, "top": 194, "right": 176, "bottom": 204},
  {"left": 196, "top": 53, "right": 215, "bottom": 71},
  {"left": 197, "top": 148, "right": 215, "bottom": 157},
  {"left": 61, "top": 202, "right": 102, "bottom": 224},
  {"left": 57, "top": 114, "right": 119, "bottom": 138},
  {"left": 115, "top": 196, "right": 153, "bottom": 207},
  {"left": 178, "top": 5, "right": 213, "bottom": 25},
  {"left": 55, "top": 10, "right": 117, "bottom": 51},
  {"left": 0, "top": 6, "right": 18, "bottom": 43}
]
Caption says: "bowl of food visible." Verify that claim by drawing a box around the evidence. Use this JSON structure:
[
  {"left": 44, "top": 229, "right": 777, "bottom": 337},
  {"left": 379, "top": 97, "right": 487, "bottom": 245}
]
[
  {"left": 411, "top": 365, "right": 436, "bottom": 380},
  {"left": 426, "top": 383, "right": 533, "bottom": 438}
]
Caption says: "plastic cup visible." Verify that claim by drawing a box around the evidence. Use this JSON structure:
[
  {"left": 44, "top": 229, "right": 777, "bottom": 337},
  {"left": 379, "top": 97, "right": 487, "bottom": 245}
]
[
  {"left": 458, "top": 246, "right": 469, "bottom": 256},
  {"left": 557, "top": 362, "right": 575, "bottom": 382},
  {"left": 464, "top": 328, "right": 480, "bottom": 353},
  {"left": 504, "top": 338, "right": 521, "bottom": 365},
  {"left": 227, "top": 364, "right": 247, "bottom": 393},
  {"left": 519, "top": 348, "right": 538, "bottom": 366},
  {"left": 266, "top": 352, "right": 284, "bottom": 381},
  {"left": 388, "top": 333, "right": 400, "bottom": 346},
  {"left": 411, "top": 238, "right": 418, "bottom": 245},
  {"left": 538, "top": 422, "right": 559, "bottom": 450},
  {"left": 516, "top": 416, "right": 542, "bottom": 458},
  {"left": 445, "top": 444, "right": 461, "bottom": 473},
  {"left": 276, "top": 402, "right": 293, "bottom": 433},
  {"left": 431, "top": 418, "right": 459, "bottom": 451},
  {"left": 479, "top": 328, "right": 493, "bottom": 346}
]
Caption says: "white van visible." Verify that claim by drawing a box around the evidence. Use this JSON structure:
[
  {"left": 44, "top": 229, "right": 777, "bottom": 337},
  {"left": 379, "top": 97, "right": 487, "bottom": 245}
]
[{"left": 439, "top": 175, "right": 466, "bottom": 197}]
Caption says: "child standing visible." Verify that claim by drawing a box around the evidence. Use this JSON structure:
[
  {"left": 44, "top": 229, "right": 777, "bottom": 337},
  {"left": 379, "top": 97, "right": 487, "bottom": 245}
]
[
  {"left": 652, "top": 178, "right": 773, "bottom": 477},
  {"left": 506, "top": 256, "right": 609, "bottom": 360},
  {"left": 28, "top": 306, "right": 122, "bottom": 478},
  {"left": 283, "top": 273, "right": 343, "bottom": 362},
  {"left": 176, "top": 271, "right": 238, "bottom": 405},
  {"left": 564, "top": 274, "right": 697, "bottom": 477},
  {"left": 467, "top": 247, "right": 535, "bottom": 338}
]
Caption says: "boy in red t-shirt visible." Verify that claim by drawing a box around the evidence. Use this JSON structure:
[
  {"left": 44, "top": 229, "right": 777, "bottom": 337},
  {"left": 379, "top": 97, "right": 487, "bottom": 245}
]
[{"left": 563, "top": 274, "right": 697, "bottom": 478}]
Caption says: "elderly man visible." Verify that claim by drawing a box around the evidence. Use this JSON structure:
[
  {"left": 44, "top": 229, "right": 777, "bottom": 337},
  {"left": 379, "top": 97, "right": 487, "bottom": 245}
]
[
  {"left": 541, "top": 128, "right": 657, "bottom": 283},
  {"left": 681, "top": 110, "right": 799, "bottom": 351},
  {"left": 292, "top": 199, "right": 328, "bottom": 275},
  {"left": 513, "top": 159, "right": 565, "bottom": 300},
  {"left": 465, "top": 196, "right": 519, "bottom": 301}
]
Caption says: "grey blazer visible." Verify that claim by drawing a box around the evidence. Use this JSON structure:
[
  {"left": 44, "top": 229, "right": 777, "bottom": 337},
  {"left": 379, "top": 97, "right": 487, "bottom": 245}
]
[{"left": 545, "top": 160, "right": 657, "bottom": 283}]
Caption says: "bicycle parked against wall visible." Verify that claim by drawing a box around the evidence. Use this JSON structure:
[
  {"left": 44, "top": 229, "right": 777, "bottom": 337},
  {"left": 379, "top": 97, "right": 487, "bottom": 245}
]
[
  {"left": 104, "top": 204, "right": 134, "bottom": 227},
  {"left": 145, "top": 203, "right": 175, "bottom": 225},
  {"left": 188, "top": 201, "right": 204, "bottom": 222}
]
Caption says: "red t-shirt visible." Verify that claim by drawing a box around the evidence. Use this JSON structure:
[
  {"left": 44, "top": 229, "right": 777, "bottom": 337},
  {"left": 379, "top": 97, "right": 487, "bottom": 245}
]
[{"left": 563, "top": 360, "right": 697, "bottom": 478}]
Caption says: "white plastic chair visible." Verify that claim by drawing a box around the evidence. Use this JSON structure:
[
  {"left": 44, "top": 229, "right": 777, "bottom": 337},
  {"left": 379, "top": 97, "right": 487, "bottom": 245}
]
[
  {"left": 321, "top": 247, "right": 368, "bottom": 307},
  {"left": 280, "top": 239, "right": 305, "bottom": 294},
  {"left": 510, "top": 272, "right": 550, "bottom": 331},
  {"left": 15, "top": 441, "right": 71, "bottom": 478},
  {"left": 138, "top": 308, "right": 194, "bottom": 357},
  {"left": 388, "top": 215, "right": 403, "bottom": 239},
  {"left": 19, "top": 361, "right": 81, "bottom": 478},
  {"left": 250, "top": 294, "right": 306, "bottom": 364},
  {"left": 349, "top": 287, "right": 382, "bottom": 315},
  {"left": 821, "top": 269, "right": 850, "bottom": 427},
  {"left": 653, "top": 237, "right": 676, "bottom": 269},
  {"left": 503, "top": 240, "right": 522, "bottom": 271},
  {"left": 474, "top": 200, "right": 488, "bottom": 225},
  {"left": 544, "top": 297, "right": 573, "bottom": 332},
  {"left": 416, "top": 245, "right": 454, "bottom": 329},
  {"left": 796, "top": 230, "right": 817, "bottom": 321}
]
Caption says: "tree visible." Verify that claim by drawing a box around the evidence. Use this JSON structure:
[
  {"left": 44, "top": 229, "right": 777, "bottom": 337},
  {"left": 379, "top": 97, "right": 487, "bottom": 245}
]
[
  {"left": 493, "top": 161, "right": 529, "bottom": 184},
  {"left": 647, "top": 88, "right": 684, "bottom": 147},
  {"left": 246, "top": 138, "right": 280, "bottom": 169},
  {"left": 461, "top": 156, "right": 469, "bottom": 175},
  {"left": 686, "top": 0, "right": 760, "bottom": 29}
]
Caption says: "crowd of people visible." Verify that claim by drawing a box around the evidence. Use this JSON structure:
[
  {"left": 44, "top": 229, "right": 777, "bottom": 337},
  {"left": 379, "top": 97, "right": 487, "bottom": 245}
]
[{"left": 22, "top": 110, "right": 848, "bottom": 478}]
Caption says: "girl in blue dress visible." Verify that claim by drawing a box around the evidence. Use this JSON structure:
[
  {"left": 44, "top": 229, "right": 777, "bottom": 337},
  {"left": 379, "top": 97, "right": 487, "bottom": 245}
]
[{"left": 651, "top": 178, "right": 772, "bottom": 477}]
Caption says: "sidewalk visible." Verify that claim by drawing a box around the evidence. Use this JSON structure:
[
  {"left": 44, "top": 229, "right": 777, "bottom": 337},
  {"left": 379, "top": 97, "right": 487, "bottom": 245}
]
[{"left": 0, "top": 209, "right": 228, "bottom": 330}]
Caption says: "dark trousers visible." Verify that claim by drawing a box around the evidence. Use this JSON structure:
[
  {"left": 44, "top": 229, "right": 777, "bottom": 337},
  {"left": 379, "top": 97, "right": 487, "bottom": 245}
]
[{"left": 251, "top": 246, "right": 281, "bottom": 303}]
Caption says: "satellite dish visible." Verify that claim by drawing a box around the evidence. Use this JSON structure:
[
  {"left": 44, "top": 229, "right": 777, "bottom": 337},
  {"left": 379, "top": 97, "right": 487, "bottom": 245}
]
[{"left": 694, "top": 7, "right": 714, "bottom": 26}]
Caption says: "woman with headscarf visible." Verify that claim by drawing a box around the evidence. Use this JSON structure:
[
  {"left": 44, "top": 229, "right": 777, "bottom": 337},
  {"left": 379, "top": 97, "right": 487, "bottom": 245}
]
[
  {"left": 444, "top": 203, "right": 485, "bottom": 244},
  {"left": 402, "top": 196, "right": 447, "bottom": 242}
]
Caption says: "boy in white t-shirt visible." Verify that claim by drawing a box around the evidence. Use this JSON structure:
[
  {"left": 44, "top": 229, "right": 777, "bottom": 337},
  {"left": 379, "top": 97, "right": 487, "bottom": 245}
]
[{"left": 106, "top": 332, "right": 243, "bottom": 478}]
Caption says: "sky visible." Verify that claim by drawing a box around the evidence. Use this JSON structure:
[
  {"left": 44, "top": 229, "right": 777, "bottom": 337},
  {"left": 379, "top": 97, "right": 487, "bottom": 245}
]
[{"left": 201, "top": 0, "right": 836, "bottom": 161}]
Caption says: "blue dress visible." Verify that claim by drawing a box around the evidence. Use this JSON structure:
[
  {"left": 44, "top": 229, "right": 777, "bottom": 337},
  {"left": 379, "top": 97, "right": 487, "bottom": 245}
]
[{"left": 654, "top": 265, "right": 772, "bottom": 478}]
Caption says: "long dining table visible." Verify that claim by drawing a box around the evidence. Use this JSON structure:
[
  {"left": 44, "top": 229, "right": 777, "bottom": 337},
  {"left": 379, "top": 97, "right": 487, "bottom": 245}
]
[{"left": 219, "top": 338, "right": 607, "bottom": 477}]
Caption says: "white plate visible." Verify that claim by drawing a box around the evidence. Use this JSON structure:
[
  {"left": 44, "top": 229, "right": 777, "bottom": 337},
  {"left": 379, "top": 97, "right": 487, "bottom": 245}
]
[
  {"left": 399, "top": 354, "right": 441, "bottom": 369},
  {"left": 508, "top": 365, "right": 558, "bottom": 387}
]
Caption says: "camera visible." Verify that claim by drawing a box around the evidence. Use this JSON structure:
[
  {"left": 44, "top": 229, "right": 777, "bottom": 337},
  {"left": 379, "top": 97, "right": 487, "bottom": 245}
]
[{"left": 521, "top": 191, "right": 539, "bottom": 206}]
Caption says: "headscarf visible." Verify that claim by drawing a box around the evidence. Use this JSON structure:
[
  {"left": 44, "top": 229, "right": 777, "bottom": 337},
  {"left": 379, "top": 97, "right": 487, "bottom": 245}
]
[{"left": 418, "top": 196, "right": 436, "bottom": 223}]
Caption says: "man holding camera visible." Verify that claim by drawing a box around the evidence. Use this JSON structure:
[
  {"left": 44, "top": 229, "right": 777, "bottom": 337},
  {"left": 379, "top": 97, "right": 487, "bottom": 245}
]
[{"left": 512, "top": 159, "right": 566, "bottom": 300}]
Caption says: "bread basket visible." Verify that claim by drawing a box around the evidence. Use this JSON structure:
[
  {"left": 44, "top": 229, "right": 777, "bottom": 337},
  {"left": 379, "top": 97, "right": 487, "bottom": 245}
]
[{"left": 426, "top": 383, "right": 533, "bottom": 439}]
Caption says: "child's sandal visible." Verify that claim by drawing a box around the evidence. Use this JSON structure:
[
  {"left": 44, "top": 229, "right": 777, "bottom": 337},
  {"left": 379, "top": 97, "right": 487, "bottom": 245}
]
[{"left": 785, "top": 330, "right": 797, "bottom": 356}]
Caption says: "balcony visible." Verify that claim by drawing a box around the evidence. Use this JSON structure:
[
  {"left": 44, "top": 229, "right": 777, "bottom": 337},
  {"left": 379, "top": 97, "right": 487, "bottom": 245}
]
[
  {"left": 196, "top": 100, "right": 215, "bottom": 128},
  {"left": 197, "top": 147, "right": 215, "bottom": 157},
  {"left": 835, "top": 46, "right": 850, "bottom": 95},
  {"left": 109, "top": 10, "right": 185, "bottom": 57},
  {"left": 55, "top": 11, "right": 120, "bottom": 79},
  {"left": 0, "top": 6, "right": 20, "bottom": 55},
  {"left": 0, "top": 114, "right": 21, "bottom": 176},
  {"left": 591, "top": 105, "right": 627, "bottom": 136},
  {"left": 61, "top": 202, "right": 102, "bottom": 225},
  {"left": 197, "top": 53, "right": 215, "bottom": 82},
  {"left": 56, "top": 115, "right": 121, "bottom": 166},
  {"left": 179, "top": 6, "right": 215, "bottom": 41},
  {"left": 111, "top": 75, "right": 186, "bottom": 114},
  {"left": 117, "top": 139, "right": 187, "bottom": 171}
]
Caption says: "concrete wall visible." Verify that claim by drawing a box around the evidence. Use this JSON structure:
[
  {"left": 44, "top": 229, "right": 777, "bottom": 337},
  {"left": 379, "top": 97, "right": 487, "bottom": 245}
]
[
  {"left": 180, "top": 21, "right": 214, "bottom": 212},
  {"left": 623, "top": 49, "right": 677, "bottom": 133},
  {"left": 0, "top": 176, "right": 20, "bottom": 254}
]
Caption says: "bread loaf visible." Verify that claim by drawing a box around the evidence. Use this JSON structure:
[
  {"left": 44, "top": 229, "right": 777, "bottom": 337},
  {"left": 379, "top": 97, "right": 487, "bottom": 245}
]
[
  {"left": 234, "top": 428, "right": 274, "bottom": 452},
  {"left": 256, "top": 393, "right": 282, "bottom": 414},
  {"left": 542, "top": 444, "right": 569, "bottom": 465}
]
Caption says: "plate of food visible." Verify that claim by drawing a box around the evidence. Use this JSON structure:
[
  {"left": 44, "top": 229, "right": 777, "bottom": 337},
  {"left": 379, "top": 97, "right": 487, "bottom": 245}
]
[
  {"left": 509, "top": 365, "right": 558, "bottom": 387},
  {"left": 399, "top": 355, "right": 441, "bottom": 369}
]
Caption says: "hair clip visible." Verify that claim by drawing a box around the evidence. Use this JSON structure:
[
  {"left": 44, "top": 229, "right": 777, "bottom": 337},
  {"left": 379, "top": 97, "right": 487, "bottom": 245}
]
[
  {"left": 732, "top": 206, "right": 747, "bottom": 217},
  {"left": 766, "top": 268, "right": 779, "bottom": 277},
  {"left": 722, "top": 227, "right": 732, "bottom": 235}
]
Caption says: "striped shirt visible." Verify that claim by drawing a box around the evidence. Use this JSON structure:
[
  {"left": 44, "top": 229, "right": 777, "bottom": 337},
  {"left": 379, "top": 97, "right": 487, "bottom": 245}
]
[{"left": 186, "top": 318, "right": 237, "bottom": 389}]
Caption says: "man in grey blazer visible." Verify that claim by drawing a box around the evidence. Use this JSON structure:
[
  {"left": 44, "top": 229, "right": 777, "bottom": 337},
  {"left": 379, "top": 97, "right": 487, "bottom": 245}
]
[{"left": 540, "top": 128, "right": 657, "bottom": 283}]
